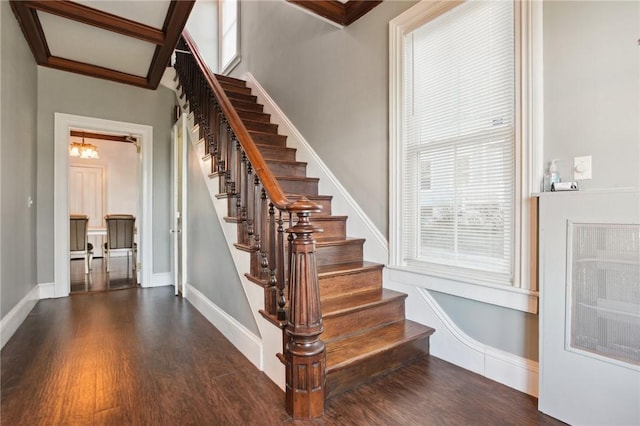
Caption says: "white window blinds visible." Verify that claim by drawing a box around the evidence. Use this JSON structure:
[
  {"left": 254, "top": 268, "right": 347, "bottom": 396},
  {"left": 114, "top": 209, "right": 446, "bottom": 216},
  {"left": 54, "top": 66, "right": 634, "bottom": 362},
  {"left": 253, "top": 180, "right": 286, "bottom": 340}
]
[{"left": 401, "top": 0, "right": 515, "bottom": 285}]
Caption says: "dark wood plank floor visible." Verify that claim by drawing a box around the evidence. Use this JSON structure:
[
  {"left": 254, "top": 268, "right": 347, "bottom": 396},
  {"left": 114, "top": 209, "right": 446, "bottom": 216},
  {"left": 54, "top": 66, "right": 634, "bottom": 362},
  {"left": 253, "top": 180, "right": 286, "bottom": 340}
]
[
  {"left": 1, "top": 287, "right": 562, "bottom": 425},
  {"left": 70, "top": 257, "right": 136, "bottom": 293}
]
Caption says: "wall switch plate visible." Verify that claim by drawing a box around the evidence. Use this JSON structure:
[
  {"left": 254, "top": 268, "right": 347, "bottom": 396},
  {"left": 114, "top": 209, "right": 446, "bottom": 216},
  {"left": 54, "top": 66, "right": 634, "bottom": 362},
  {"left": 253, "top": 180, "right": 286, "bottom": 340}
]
[{"left": 574, "top": 155, "right": 592, "bottom": 180}]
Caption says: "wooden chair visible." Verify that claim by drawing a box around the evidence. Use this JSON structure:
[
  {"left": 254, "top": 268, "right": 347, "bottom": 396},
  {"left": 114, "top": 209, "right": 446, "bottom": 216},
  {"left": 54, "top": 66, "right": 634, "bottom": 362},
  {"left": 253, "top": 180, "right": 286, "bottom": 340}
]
[
  {"left": 104, "top": 214, "right": 136, "bottom": 277},
  {"left": 70, "top": 214, "right": 93, "bottom": 274}
]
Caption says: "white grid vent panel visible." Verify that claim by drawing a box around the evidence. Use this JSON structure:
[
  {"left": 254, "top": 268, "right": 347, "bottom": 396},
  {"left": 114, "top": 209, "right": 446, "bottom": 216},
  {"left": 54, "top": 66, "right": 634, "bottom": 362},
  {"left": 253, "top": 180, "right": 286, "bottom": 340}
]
[{"left": 568, "top": 223, "right": 640, "bottom": 366}]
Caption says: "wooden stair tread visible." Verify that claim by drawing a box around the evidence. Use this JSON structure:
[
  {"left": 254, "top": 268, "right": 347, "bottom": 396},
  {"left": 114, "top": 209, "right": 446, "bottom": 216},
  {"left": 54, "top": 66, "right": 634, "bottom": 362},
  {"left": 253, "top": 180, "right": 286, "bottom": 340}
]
[
  {"left": 224, "top": 91, "right": 257, "bottom": 103},
  {"left": 326, "top": 320, "right": 435, "bottom": 372},
  {"left": 256, "top": 143, "right": 296, "bottom": 154},
  {"left": 219, "top": 84, "right": 251, "bottom": 96},
  {"left": 309, "top": 215, "right": 347, "bottom": 222},
  {"left": 316, "top": 237, "right": 365, "bottom": 247},
  {"left": 321, "top": 288, "right": 406, "bottom": 318},
  {"left": 242, "top": 119, "right": 279, "bottom": 134},
  {"left": 276, "top": 175, "right": 319, "bottom": 183},
  {"left": 317, "top": 261, "right": 383, "bottom": 277},
  {"left": 215, "top": 74, "right": 247, "bottom": 87},
  {"left": 231, "top": 99, "right": 264, "bottom": 112},
  {"left": 265, "top": 159, "right": 307, "bottom": 167},
  {"left": 237, "top": 110, "right": 271, "bottom": 122}
]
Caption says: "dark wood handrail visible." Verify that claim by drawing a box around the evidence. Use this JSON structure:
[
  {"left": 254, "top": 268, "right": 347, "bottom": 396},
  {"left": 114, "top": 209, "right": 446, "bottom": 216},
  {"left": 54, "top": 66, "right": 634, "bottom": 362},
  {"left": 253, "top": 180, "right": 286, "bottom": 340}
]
[{"left": 181, "top": 31, "right": 319, "bottom": 215}]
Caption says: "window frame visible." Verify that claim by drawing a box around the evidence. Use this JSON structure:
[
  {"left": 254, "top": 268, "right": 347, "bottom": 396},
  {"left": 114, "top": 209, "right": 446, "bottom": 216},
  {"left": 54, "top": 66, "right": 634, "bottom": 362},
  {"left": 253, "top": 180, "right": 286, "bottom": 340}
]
[
  {"left": 218, "top": 0, "right": 241, "bottom": 75},
  {"left": 389, "top": 0, "right": 542, "bottom": 313}
]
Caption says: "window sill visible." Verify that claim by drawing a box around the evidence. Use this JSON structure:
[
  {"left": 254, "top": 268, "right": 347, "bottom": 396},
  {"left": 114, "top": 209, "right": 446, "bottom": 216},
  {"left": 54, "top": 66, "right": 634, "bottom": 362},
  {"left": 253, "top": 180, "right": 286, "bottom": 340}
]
[{"left": 386, "top": 265, "right": 539, "bottom": 314}]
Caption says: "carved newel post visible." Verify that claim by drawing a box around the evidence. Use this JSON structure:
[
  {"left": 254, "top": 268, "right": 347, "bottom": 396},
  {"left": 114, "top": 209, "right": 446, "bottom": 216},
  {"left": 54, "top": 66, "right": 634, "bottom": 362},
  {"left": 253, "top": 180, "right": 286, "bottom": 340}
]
[{"left": 285, "top": 198, "right": 325, "bottom": 419}]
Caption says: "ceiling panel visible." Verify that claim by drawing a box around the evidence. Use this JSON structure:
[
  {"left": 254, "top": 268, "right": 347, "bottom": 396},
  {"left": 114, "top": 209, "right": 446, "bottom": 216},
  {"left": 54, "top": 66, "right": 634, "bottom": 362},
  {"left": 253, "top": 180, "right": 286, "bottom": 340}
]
[
  {"left": 73, "top": 0, "right": 171, "bottom": 30},
  {"left": 10, "top": 0, "right": 195, "bottom": 89},
  {"left": 39, "top": 11, "right": 155, "bottom": 77}
]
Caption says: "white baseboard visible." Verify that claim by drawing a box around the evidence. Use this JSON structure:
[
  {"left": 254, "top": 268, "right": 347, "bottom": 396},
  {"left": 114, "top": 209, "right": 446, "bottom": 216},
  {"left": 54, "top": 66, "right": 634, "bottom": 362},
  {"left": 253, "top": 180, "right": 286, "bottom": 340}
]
[
  {"left": 185, "top": 283, "right": 263, "bottom": 370},
  {"left": 387, "top": 277, "right": 539, "bottom": 396},
  {"left": 416, "top": 286, "right": 539, "bottom": 396},
  {"left": 38, "top": 282, "right": 55, "bottom": 299},
  {"left": 1, "top": 285, "right": 39, "bottom": 349},
  {"left": 146, "top": 272, "right": 172, "bottom": 288}
]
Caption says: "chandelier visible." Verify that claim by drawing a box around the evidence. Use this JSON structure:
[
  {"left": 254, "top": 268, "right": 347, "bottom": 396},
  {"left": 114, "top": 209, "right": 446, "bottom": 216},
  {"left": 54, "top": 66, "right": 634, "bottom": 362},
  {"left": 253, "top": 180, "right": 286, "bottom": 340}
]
[{"left": 69, "top": 133, "right": 99, "bottom": 159}]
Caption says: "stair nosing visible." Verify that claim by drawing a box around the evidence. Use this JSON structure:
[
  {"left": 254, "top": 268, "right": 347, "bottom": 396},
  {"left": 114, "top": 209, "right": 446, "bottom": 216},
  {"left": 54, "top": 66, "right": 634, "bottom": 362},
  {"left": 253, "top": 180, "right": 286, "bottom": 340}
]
[
  {"left": 275, "top": 176, "right": 320, "bottom": 183},
  {"left": 316, "top": 238, "right": 365, "bottom": 248}
]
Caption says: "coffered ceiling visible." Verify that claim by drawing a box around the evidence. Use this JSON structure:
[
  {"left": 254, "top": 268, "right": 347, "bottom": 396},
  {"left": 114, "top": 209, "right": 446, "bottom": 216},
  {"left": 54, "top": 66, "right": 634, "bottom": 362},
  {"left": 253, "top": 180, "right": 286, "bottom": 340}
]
[{"left": 10, "top": 0, "right": 195, "bottom": 89}]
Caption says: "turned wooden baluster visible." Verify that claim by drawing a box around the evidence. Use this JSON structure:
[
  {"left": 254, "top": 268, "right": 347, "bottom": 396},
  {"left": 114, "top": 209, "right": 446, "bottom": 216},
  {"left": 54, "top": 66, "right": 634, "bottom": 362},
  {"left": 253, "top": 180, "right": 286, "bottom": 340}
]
[
  {"left": 217, "top": 113, "right": 226, "bottom": 176},
  {"left": 277, "top": 211, "right": 286, "bottom": 321},
  {"left": 285, "top": 198, "right": 325, "bottom": 419},
  {"left": 265, "top": 201, "right": 277, "bottom": 315},
  {"left": 203, "top": 86, "right": 211, "bottom": 156},
  {"left": 234, "top": 142, "right": 243, "bottom": 221},
  {"left": 225, "top": 127, "right": 234, "bottom": 198},
  {"left": 260, "top": 189, "right": 269, "bottom": 279},
  {"left": 251, "top": 174, "right": 260, "bottom": 251},
  {"left": 250, "top": 175, "right": 261, "bottom": 277},
  {"left": 239, "top": 151, "right": 249, "bottom": 242},
  {"left": 245, "top": 161, "right": 254, "bottom": 247},
  {"left": 211, "top": 101, "right": 220, "bottom": 168}
]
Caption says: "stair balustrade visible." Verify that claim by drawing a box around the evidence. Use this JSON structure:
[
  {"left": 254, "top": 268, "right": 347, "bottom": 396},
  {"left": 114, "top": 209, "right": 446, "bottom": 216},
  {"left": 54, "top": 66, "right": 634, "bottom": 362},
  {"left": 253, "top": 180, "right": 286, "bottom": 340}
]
[{"left": 174, "top": 32, "right": 326, "bottom": 418}]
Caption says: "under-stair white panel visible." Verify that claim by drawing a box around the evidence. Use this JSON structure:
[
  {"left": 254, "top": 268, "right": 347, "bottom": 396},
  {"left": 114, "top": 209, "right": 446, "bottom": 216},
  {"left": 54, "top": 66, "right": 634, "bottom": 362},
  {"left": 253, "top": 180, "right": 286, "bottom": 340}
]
[{"left": 538, "top": 190, "right": 640, "bottom": 426}]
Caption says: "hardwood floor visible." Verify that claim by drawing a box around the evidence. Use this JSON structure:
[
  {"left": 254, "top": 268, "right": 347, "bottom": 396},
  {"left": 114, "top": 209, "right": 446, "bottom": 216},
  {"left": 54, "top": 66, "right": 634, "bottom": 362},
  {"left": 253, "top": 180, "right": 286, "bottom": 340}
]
[
  {"left": 1, "top": 287, "right": 562, "bottom": 425},
  {"left": 70, "top": 257, "right": 136, "bottom": 293}
]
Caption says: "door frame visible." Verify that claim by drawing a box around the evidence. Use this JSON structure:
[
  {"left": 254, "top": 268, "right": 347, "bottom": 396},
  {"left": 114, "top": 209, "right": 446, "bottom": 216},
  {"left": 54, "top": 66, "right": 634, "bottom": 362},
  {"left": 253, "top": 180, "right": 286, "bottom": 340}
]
[
  {"left": 54, "top": 113, "right": 153, "bottom": 297},
  {"left": 171, "top": 113, "right": 188, "bottom": 296}
]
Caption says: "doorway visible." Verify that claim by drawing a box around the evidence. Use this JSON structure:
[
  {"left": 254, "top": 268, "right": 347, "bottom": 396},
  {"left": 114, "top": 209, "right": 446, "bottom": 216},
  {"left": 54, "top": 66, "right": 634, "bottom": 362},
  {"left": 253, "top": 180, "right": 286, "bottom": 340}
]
[
  {"left": 68, "top": 134, "right": 140, "bottom": 293},
  {"left": 53, "top": 113, "right": 153, "bottom": 298}
]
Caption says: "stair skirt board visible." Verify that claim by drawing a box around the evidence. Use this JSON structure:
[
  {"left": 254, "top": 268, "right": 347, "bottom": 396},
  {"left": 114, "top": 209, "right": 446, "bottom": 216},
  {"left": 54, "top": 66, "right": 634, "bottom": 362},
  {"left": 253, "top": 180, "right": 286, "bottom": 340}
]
[{"left": 185, "top": 283, "right": 263, "bottom": 371}]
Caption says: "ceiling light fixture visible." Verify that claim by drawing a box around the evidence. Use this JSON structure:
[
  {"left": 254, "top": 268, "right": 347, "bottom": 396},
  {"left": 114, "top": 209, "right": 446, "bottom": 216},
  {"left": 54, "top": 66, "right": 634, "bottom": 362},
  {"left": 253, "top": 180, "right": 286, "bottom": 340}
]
[{"left": 69, "top": 132, "right": 99, "bottom": 159}]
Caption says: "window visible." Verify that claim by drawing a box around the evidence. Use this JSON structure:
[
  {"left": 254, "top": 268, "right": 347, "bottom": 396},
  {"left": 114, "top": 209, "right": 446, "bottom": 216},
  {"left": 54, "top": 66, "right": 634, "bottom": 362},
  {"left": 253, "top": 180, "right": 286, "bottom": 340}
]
[
  {"left": 390, "top": 0, "right": 539, "bottom": 305},
  {"left": 219, "top": 0, "right": 240, "bottom": 74}
]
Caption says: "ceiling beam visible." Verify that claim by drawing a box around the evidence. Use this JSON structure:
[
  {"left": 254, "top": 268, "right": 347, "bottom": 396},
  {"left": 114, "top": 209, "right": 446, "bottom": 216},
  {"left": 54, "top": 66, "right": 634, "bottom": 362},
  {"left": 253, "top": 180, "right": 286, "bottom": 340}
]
[
  {"left": 47, "top": 56, "right": 149, "bottom": 88},
  {"left": 22, "top": 1, "right": 165, "bottom": 45},
  {"left": 286, "top": 0, "right": 382, "bottom": 26},
  {"left": 147, "top": 0, "right": 195, "bottom": 90},
  {"left": 9, "top": 1, "right": 50, "bottom": 63}
]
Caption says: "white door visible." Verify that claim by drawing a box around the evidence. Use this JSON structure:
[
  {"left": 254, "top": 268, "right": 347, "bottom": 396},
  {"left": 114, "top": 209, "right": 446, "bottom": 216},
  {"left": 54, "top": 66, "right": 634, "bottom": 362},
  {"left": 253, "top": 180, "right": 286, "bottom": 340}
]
[
  {"left": 69, "top": 166, "right": 105, "bottom": 257},
  {"left": 171, "top": 114, "right": 188, "bottom": 296},
  {"left": 538, "top": 191, "right": 640, "bottom": 425}
]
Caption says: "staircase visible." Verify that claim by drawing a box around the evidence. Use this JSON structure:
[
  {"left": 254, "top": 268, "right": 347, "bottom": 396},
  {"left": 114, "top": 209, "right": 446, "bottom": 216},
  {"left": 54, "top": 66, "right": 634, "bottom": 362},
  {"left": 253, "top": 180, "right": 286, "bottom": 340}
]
[
  {"left": 217, "top": 74, "right": 434, "bottom": 396},
  {"left": 174, "top": 34, "right": 434, "bottom": 418}
]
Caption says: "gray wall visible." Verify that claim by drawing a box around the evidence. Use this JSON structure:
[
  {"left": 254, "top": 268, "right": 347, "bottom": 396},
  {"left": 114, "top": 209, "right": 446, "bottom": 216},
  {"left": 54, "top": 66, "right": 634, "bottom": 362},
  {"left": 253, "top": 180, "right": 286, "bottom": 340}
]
[
  {"left": 186, "top": 140, "right": 259, "bottom": 334},
  {"left": 0, "top": 0, "right": 39, "bottom": 318},
  {"left": 430, "top": 291, "right": 538, "bottom": 359},
  {"left": 37, "top": 68, "right": 175, "bottom": 282},
  {"left": 544, "top": 1, "right": 639, "bottom": 190},
  {"left": 226, "top": 0, "right": 639, "bottom": 360},
  {"left": 232, "top": 0, "right": 418, "bottom": 236}
]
